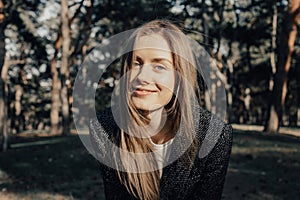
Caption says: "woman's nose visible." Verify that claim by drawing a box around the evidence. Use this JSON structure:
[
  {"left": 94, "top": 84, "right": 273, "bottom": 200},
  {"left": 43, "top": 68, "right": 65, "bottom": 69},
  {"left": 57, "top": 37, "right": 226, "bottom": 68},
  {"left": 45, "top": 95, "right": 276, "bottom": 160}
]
[{"left": 136, "top": 65, "right": 153, "bottom": 84}]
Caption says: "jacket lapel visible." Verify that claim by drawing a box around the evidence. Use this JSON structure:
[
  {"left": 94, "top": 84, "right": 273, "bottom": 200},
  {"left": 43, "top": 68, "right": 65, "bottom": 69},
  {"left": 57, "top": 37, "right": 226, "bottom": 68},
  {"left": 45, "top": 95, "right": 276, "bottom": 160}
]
[
  {"left": 159, "top": 127, "right": 203, "bottom": 199},
  {"left": 159, "top": 105, "right": 205, "bottom": 199}
]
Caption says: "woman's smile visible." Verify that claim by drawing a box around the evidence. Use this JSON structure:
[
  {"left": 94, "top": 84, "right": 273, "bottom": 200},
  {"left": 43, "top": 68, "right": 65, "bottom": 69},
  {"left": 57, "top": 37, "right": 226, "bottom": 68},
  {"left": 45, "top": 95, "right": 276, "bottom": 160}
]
[{"left": 132, "top": 86, "right": 159, "bottom": 96}]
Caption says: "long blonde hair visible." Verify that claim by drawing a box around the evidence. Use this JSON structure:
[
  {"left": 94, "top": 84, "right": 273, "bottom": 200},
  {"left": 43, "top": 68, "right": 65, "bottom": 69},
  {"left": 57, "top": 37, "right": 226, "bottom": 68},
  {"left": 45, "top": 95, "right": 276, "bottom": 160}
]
[{"left": 114, "top": 20, "right": 199, "bottom": 200}]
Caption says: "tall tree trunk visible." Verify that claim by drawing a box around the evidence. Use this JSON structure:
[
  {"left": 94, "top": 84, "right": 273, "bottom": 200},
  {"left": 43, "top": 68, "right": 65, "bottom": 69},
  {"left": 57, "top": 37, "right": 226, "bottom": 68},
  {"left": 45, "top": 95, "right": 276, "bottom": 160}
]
[
  {"left": 14, "top": 85, "right": 22, "bottom": 132},
  {"left": 264, "top": 2, "right": 279, "bottom": 132},
  {"left": 270, "top": 2, "right": 278, "bottom": 84},
  {"left": 12, "top": 47, "right": 26, "bottom": 134},
  {"left": 69, "top": 0, "right": 93, "bottom": 129},
  {"left": 50, "top": 32, "right": 62, "bottom": 135},
  {"left": 0, "top": 0, "right": 9, "bottom": 151},
  {"left": 297, "top": 97, "right": 300, "bottom": 126},
  {"left": 0, "top": 78, "right": 8, "bottom": 151},
  {"left": 50, "top": 0, "right": 91, "bottom": 135},
  {"left": 201, "top": 0, "right": 212, "bottom": 112},
  {"left": 60, "top": 0, "right": 70, "bottom": 135},
  {"left": 298, "top": 73, "right": 300, "bottom": 126},
  {"left": 265, "top": 0, "right": 300, "bottom": 133}
]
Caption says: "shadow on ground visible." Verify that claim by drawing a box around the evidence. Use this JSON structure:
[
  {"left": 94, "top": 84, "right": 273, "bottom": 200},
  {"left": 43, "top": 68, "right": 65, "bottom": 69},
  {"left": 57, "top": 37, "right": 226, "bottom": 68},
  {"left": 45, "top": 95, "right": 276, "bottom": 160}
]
[
  {"left": 0, "top": 135, "right": 104, "bottom": 199},
  {"left": 223, "top": 130, "right": 300, "bottom": 200},
  {"left": 0, "top": 130, "right": 300, "bottom": 199}
]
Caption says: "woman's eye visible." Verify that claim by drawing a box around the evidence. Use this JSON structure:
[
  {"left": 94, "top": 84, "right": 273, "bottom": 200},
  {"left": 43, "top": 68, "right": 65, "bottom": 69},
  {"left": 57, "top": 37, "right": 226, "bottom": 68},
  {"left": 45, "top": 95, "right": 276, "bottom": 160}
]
[
  {"left": 154, "top": 65, "right": 166, "bottom": 71},
  {"left": 133, "top": 62, "right": 142, "bottom": 68}
]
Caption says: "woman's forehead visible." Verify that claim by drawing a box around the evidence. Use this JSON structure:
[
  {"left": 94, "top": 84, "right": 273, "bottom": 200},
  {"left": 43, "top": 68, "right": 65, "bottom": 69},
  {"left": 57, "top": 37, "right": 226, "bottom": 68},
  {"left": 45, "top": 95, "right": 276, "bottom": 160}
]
[
  {"left": 134, "top": 34, "right": 171, "bottom": 52},
  {"left": 132, "top": 49, "right": 173, "bottom": 68}
]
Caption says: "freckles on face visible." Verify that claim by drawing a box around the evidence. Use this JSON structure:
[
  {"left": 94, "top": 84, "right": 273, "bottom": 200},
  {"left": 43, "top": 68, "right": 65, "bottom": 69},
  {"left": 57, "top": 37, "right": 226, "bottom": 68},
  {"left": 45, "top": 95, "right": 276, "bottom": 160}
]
[{"left": 128, "top": 34, "right": 175, "bottom": 111}]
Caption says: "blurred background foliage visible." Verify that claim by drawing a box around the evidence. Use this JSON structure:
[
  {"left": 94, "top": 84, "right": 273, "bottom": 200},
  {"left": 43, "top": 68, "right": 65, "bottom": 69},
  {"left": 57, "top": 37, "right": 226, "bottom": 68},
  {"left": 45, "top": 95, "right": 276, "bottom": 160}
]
[{"left": 0, "top": 0, "right": 299, "bottom": 150}]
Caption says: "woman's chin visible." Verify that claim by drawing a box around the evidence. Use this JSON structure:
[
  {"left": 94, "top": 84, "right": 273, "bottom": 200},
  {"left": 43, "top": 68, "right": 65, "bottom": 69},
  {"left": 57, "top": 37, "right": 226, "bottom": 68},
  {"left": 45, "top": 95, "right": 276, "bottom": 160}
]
[{"left": 133, "top": 102, "right": 164, "bottom": 112}]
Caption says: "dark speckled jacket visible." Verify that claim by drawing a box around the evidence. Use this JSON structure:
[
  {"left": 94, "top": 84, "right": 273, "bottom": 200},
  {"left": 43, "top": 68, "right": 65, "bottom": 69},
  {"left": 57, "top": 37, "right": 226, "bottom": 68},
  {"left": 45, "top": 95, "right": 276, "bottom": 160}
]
[{"left": 89, "top": 105, "right": 232, "bottom": 200}]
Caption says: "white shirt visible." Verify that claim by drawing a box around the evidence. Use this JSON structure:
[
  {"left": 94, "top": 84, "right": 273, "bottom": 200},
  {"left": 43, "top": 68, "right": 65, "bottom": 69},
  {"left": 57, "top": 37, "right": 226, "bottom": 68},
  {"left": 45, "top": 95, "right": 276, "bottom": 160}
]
[{"left": 150, "top": 138, "right": 174, "bottom": 178}]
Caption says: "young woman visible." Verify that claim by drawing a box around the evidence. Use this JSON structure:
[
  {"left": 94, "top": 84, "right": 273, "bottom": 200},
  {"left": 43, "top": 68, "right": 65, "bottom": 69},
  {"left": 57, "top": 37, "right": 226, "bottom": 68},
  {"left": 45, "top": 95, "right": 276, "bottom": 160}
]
[{"left": 89, "top": 20, "right": 232, "bottom": 200}]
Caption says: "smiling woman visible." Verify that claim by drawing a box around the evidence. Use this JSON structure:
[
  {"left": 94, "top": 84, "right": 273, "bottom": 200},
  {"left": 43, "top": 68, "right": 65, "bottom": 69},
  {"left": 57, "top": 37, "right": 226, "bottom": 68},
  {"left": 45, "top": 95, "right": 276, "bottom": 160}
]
[{"left": 89, "top": 20, "right": 233, "bottom": 200}]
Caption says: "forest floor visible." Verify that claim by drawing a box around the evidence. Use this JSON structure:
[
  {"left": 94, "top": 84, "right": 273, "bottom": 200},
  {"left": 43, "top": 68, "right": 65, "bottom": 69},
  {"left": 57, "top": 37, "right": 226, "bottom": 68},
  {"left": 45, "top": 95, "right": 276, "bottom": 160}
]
[{"left": 0, "top": 126, "right": 300, "bottom": 200}]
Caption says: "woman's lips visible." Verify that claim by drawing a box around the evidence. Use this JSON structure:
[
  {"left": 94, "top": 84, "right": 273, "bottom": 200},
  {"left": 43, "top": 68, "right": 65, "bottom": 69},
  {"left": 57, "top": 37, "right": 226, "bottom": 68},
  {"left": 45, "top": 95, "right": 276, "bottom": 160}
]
[{"left": 132, "top": 88, "right": 158, "bottom": 96}]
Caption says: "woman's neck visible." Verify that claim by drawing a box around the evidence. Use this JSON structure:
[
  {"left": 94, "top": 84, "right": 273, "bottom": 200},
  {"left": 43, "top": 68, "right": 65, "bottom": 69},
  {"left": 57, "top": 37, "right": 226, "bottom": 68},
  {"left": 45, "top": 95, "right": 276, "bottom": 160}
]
[
  {"left": 150, "top": 118, "right": 174, "bottom": 144},
  {"left": 138, "top": 107, "right": 175, "bottom": 144}
]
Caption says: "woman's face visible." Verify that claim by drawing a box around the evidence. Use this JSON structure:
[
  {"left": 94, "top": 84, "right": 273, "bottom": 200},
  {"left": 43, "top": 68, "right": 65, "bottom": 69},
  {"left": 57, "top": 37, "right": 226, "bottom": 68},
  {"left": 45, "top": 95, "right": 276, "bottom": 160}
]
[{"left": 129, "top": 34, "right": 175, "bottom": 111}]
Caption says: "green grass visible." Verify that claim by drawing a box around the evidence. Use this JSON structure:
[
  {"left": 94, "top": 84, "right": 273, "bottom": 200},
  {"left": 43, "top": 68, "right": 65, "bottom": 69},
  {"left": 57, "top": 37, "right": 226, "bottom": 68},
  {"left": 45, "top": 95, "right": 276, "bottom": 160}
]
[{"left": 0, "top": 130, "right": 300, "bottom": 199}]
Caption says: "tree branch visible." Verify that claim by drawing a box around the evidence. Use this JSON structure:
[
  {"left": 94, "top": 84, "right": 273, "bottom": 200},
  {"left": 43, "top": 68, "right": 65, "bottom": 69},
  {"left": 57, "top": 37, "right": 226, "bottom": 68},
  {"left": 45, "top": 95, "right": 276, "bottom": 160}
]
[{"left": 69, "top": 0, "right": 85, "bottom": 24}]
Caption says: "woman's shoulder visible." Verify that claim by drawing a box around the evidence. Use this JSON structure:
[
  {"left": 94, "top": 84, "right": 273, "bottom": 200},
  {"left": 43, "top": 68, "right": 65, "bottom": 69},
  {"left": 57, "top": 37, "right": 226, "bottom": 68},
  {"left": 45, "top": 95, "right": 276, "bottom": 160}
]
[
  {"left": 196, "top": 106, "right": 233, "bottom": 159},
  {"left": 89, "top": 107, "right": 117, "bottom": 139},
  {"left": 93, "top": 107, "right": 114, "bottom": 123}
]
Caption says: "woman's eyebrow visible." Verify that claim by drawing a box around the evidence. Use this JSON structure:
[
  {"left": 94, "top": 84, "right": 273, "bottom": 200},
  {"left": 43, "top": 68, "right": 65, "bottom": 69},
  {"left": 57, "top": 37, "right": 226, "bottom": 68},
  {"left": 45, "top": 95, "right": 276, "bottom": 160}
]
[
  {"left": 134, "top": 56, "right": 143, "bottom": 62},
  {"left": 151, "top": 58, "right": 173, "bottom": 65},
  {"left": 134, "top": 55, "right": 172, "bottom": 65}
]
